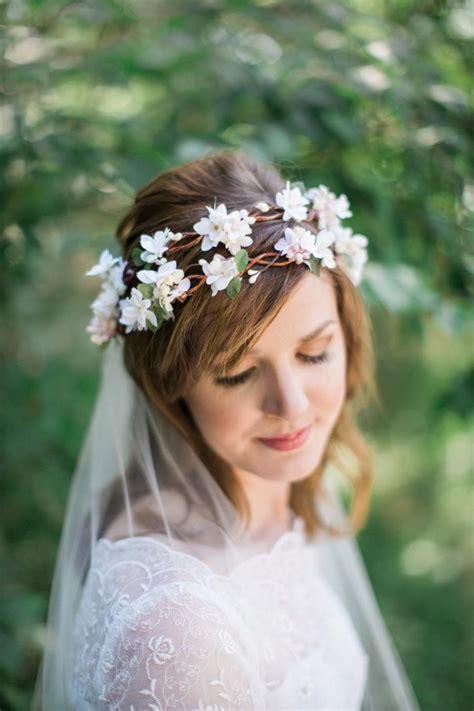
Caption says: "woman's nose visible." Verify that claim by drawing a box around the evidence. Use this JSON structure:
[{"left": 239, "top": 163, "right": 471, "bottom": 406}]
[{"left": 261, "top": 366, "right": 310, "bottom": 421}]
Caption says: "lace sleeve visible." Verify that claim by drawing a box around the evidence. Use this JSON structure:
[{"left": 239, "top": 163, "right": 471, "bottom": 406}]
[{"left": 72, "top": 537, "right": 265, "bottom": 710}]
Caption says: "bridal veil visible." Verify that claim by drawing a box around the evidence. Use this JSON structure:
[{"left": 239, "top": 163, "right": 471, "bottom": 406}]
[{"left": 32, "top": 337, "right": 420, "bottom": 710}]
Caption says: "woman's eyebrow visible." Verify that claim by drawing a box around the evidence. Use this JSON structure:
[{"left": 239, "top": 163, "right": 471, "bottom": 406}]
[
  {"left": 248, "top": 319, "right": 336, "bottom": 355},
  {"left": 299, "top": 318, "right": 336, "bottom": 343}
]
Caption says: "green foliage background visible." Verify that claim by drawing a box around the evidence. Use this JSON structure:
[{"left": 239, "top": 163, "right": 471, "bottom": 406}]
[{"left": 1, "top": 0, "right": 472, "bottom": 709}]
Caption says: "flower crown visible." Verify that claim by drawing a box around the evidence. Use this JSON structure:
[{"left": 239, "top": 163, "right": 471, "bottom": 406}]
[{"left": 85, "top": 181, "right": 369, "bottom": 345}]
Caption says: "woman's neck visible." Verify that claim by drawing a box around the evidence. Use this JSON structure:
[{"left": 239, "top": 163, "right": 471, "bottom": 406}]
[{"left": 233, "top": 466, "right": 293, "bottom": 542}]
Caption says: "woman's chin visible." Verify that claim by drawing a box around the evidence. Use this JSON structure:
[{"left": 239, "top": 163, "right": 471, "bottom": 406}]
[{"left": 250, "top": 448, "right": 324, "bottom": 483}]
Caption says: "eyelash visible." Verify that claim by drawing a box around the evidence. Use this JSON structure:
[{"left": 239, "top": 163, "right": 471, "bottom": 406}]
[{"left": 215, "top": 352, "right": 331, "bottom": 388}]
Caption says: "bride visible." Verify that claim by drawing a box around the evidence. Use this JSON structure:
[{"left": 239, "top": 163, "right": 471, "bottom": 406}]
[{"left": 33, "top": 150, "right": 420, "bottom": 709}]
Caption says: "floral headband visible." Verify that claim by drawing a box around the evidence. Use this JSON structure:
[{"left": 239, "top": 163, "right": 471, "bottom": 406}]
[{"left": 85, "top": 182, "right": 369, "bottom": 345}]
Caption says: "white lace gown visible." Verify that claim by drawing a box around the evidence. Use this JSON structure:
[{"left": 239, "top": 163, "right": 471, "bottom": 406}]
[{"left": 71, "top": 516, "right": 369, "bottom": 710}]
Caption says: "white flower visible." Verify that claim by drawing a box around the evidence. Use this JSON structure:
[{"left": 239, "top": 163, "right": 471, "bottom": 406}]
[
  {"left": 118, "top": 287, "right": 157, "bottom": 333},
  {"left": 274, "top": 226, "right": 317, "bottom": 265},
  {"left": 137, "top": 261, "right": 185, "bottom": 293},
  {"left": 107, "top": 258, "right": 127, "bottom": 296},
  {"left": 86, "top": 247, "right": 126, "bottom": 297},
  {"left": 221, "top": 208, "right": 255, "bottom": 255},
  {"left": 332, "top": 224, "right": 368, "bottom": 284},
  {"left": 86, "top": 313, "right": 117, "bottom": 345},
  {"left": 193, "top": 204, "right": 229, "bottom": 251},
  {"left": 85, "top": 251, "right": 127, "bottom": 342},
  {"left": 305, "top": 185, "right": 352, "bottom": 230},
  {"left": 255, "top": 201, "right": 270, "bottom": 212},
  {"left": 85, "top": 249, "right": 120, "bottom": 277},
  {"left": 140, "top": 228, "right": 180, "bottom": 265},
  {"left": 337, "top": 248, "right": 368, "bottom": 285},
  {"left": 169, "top": 276, "right": 191, "bottom": 303},
  {"left": 333, "top": 225, "right": 368, "bottom": 256},
  {"left": 137, "top": 261, "right": 191, "bottom": 313},
  {"left": 194, "top": 204, "right": 255, "bottom": 254},
  {"left": 91, "top": 283, "right": 119, "bottom": 319},
  {"left": 199, "top": 254, "right": 239, "bottom": 296},
  {"left": 313, "top": 229, "right": 337, "bottom": 269},
  {"left": 275, "top": 181, "right": 309, "bottom": 221},
  {"left": 160, "top": 277, "right": 191, "bottom": 314}
]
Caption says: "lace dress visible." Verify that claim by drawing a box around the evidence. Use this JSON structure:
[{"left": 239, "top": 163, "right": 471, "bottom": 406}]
[{"left": 71, "top": 516, "right": 369, "bottom": 710}]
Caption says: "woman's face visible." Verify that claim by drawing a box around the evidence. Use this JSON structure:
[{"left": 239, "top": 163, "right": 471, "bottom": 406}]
[{"left": 184, "top": 270, "right": 347, "bottom": 484}]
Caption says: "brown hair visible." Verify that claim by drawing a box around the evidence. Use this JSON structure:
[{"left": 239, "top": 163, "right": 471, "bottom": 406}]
[{"left": 115, "top": 150, "right": 377, "bottom": 538}]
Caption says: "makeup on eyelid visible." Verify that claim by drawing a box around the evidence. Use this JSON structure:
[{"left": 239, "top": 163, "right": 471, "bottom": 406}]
[{"left": 215, "top": 335, "right": 334, "bottom": 388}]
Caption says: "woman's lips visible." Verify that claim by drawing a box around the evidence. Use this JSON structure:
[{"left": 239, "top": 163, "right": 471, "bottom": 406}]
[{"left": 258, "top": 425, "right": 311, "bottom": 451}]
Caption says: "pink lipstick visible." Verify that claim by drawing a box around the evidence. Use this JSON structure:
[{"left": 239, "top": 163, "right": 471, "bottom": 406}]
[{"left": 258, "top": 425, "right": 311, "bottom": 451}]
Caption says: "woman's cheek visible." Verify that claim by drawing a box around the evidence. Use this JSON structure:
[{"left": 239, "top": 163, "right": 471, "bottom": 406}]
[
  {"left": 322, "top": 357, "right": 347, "bottom": 414},
  {"left": 196, "top": 397, "right": 249, "bottom": 452},
  {"left": 306, "top": 357, "right": 345, "bottom": 415}
]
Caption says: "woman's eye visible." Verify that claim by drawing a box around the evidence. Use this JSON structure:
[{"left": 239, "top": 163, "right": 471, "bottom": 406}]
[
  {"left": 215, "top": 368, "right": 255, "bottom": 388},
  {"left": 215, "top": 352, "right": 330, "bottom": 388},
  {"left": 299, "top": 351, "right": 330, "bottom": 365}
]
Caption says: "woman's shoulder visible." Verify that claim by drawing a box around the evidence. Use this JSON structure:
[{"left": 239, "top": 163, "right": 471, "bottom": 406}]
[
  {"left": 73, "top": 533, "right": 265, "bottom": 709},
  {"left": 90, "top": 533, "right": 213, "bottom": 585},
  {"left": 77, "top": 537, "right": 242, "bottom": 646}
]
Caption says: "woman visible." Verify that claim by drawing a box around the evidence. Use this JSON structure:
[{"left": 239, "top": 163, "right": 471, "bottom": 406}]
[{"left": 33, "top": 151, "right": 420, "bottom": 709}]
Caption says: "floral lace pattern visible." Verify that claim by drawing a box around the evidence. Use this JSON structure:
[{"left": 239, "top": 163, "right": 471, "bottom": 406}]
[{"left": 72, "top": 519, "right": 368, "bottom": 710}]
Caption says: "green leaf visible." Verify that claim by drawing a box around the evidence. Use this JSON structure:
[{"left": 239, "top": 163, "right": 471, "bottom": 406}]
[
  {"left": 309, "top": 255, "right": 321, "bottom": 276},
  {"left": 226, "top": 277, "right": 242, "bottom": 299},
  {"left": 137, "top": 283, "right": 153, "bottom": 299},
  {"left": 152, "top": 302, "right": 168, "bottom": 324},
  {"left": 132, "top": 247, "right": 145, "bottom": 266},
  {"left": 234, "top": 248, "right": 249, "bottom": 271}
]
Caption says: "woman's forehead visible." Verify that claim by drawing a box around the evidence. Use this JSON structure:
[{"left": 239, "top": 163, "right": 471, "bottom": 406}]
[{"left": 250, "top": 272, "right": 338, "bottom": 351}]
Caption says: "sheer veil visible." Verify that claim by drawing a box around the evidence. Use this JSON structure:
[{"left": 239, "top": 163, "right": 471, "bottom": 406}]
[{"left": 32, "top": 337, "right": 420, "bottom": 710}]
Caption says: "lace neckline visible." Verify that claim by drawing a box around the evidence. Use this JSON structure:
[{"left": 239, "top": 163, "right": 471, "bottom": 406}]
[
  {"left": 94, "top": 514, "right": 308, "bottom": 581},
  {"left": 244, "top": 512, "right": 306, "bottom": 553}
]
